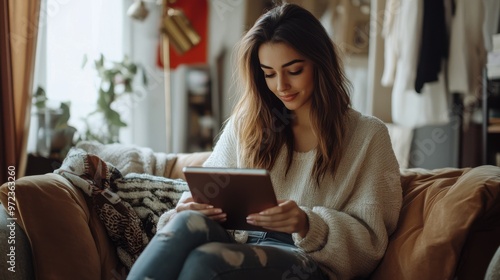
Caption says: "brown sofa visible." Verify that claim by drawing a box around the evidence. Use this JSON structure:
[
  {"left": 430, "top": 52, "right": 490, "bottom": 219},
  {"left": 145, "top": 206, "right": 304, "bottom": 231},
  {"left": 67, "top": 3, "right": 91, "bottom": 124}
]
[{"left": 0, "top": 148, "right": 499, "bottom": 280}]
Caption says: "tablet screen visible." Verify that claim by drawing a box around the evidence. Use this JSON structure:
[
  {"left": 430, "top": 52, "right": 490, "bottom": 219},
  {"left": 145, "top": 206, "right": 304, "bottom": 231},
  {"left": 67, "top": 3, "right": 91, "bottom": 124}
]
[{"left": 183, "top": 166, "right": 278, "bottom": 231}]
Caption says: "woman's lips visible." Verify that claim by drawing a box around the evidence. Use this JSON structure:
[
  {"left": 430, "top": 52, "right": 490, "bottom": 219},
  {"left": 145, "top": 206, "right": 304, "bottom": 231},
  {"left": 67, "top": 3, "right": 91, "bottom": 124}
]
[{"left": 280, "top": 93, "right": 298, "bottom": 102}]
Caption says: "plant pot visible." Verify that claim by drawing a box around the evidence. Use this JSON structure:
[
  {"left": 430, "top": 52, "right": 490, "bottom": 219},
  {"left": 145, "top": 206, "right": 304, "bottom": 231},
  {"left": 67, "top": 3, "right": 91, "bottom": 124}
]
[{"left": 35, "top": 109, "right": 76, "bottom": 160}]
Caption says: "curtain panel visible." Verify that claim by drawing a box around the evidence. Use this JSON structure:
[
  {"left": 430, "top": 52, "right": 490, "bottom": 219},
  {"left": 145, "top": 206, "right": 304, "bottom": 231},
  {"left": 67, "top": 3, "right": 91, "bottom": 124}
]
[{"left": 0, "top": 0, "right": 40, "bottom": 184}]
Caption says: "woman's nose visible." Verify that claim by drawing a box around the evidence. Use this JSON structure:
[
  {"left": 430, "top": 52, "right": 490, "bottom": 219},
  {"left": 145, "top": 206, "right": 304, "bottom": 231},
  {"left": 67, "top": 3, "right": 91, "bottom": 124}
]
[{"left": 277, "top": 75, "right": 290, "bottom": 92}]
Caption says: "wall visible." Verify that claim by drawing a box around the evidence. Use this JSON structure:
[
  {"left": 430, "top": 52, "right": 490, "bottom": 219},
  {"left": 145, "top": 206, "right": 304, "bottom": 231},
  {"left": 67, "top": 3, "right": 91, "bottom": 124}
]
[
  {"left": 208, "top": 0, "right": 249, "bottom": 122},
  {"left": 367, "top": 0, "right": 392, "bottom": 122},
  {"left": 126, "top": 1, "right": 168, "bottom": 152}
]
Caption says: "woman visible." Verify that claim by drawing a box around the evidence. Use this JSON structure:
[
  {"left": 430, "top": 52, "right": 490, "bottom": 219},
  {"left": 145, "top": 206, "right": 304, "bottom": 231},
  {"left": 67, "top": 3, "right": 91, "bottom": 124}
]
[{"left": 128, "top": 3, "right": 402, "bottom": 280}]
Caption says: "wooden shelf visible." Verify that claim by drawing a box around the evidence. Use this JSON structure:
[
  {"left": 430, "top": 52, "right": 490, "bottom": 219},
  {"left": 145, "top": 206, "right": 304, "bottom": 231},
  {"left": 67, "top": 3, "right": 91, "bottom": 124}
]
[
  {"left": 491, "top": 117, "right": 500, "bottom": 124},
  {"left": 483, "top": 71, "right": 500, "bottom": 165},
  {"left": 489, "top": 125, "right": 500, "bottom": 133}
]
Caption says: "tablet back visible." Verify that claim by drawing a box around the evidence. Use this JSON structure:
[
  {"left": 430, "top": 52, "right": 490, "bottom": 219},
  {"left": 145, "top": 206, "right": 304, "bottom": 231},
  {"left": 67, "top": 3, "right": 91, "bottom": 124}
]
[{"left": 182, "top": 167, "right": 278, "bottom": 231}]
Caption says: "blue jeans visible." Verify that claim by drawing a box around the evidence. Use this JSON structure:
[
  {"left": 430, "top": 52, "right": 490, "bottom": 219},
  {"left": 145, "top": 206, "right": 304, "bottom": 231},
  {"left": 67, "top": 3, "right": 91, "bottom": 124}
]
[{"left": 127, "top": 210, "right": 328, "bottom": 280}]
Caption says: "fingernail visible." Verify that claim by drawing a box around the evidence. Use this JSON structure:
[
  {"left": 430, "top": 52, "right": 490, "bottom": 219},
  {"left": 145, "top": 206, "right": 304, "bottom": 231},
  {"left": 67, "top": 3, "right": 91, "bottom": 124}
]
[
  {"left": 214, "top": 209, "right": 222, "bottom": 213},
  {"left": 207, "top": 205, "right": 214, "bottom": 208}
]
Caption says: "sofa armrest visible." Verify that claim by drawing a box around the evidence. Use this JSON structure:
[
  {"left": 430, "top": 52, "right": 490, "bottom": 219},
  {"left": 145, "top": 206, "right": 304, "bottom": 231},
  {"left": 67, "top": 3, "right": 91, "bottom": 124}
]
[
  {"left": 0, "top": 174, "right": 124, "bottom": 280},
  {"left": 169, "top": 152, "right": 211, "bottom": 180}
]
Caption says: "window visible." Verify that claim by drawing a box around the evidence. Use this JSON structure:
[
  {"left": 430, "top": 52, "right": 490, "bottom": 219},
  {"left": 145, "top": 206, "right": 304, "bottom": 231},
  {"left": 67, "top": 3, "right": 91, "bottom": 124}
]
[{"left": 30, "top": 0, "right": 127, "bottom": 153}]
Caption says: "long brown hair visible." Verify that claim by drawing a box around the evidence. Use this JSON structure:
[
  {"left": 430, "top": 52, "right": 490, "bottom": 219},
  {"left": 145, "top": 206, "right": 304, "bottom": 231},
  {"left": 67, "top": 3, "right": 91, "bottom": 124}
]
[{"left": 232, "top": 3, "right": 351, "bottom": 184}]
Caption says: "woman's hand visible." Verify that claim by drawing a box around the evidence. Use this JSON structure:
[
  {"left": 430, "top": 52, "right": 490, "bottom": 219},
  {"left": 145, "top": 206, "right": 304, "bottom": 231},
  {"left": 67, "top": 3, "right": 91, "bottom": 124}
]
[
  {"left": 246, "top": 200, "right": 309, "bottom": 238},
  {"left": 175, "top": 192, "right": 227, "bottom": 223}
]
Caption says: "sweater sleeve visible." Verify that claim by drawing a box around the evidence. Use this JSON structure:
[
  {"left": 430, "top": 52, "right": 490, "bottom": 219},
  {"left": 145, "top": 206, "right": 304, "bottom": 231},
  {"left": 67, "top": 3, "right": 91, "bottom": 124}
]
[
  {"left": 202, "top": 118, "right": 239, "bottom": 168},
  {"left": 292, "top": 122, "right": 402, "bottom": 278}
]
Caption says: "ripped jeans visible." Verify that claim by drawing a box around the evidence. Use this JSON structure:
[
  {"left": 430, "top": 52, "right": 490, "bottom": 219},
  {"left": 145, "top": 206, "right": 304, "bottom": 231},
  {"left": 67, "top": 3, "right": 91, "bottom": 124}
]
[{"left": 127, "top": 210, "right": 328, "bottom": 280}]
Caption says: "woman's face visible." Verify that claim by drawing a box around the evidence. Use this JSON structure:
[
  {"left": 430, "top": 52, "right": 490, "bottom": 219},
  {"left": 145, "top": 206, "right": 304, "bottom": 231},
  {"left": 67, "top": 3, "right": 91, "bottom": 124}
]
[{"left": 258, "top": 42, "right": 314, "bottom": 113}]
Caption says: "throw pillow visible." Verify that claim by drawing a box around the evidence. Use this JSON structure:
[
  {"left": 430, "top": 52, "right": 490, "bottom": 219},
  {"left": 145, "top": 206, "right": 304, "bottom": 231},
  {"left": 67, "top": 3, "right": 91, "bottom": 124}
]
[{"left": 115, "top": 173, "right": 189, "bottom": 240}]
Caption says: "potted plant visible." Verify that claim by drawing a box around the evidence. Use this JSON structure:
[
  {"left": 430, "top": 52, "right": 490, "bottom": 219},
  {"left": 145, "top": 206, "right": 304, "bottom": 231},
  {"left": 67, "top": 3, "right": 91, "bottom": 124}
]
[
  {"left": 82, "top": 54, "right": 147, "bottom": 144},
  {"left": 32, "top": 86, "right": 76, "bottom": 160}
]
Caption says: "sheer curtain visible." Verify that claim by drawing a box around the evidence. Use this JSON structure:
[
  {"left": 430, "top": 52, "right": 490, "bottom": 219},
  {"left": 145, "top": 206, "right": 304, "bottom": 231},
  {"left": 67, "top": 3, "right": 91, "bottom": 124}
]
[
  {"left": 0, "top": 0, "right": 41, "bottom": 183},
  {"left": 30, "top": 0, "right": 126, "bottom": 152}
]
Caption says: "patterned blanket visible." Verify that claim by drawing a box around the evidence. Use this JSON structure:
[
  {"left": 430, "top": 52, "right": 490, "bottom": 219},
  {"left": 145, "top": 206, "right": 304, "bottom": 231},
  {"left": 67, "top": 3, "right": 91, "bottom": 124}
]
[{"left": 54, "top": 148, "right": 189, "bottom": 270}]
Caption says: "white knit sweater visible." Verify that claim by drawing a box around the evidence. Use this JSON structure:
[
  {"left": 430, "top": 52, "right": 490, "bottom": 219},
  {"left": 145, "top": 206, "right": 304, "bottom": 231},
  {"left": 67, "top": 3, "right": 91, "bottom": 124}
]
[{"left": 203, "top": 109, "right": 402, "bottom": 279}]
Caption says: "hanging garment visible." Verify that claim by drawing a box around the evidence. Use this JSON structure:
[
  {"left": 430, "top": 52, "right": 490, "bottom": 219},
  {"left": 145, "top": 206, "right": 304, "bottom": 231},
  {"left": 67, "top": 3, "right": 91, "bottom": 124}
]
[
  {"left": 447, "top": 0, "right": 485, "bottom": 107},
  {"left": 414, "top": 0, "right": 448, "bottom": 93},
  {"left": 382, "top": 0, "right": 449, "bottom": 128},
  {"left": 381, "top": 0, "right": 399, "bottom": 86},
  {"left": 482, "top": 0, "right": 500, "bottom": 52}
]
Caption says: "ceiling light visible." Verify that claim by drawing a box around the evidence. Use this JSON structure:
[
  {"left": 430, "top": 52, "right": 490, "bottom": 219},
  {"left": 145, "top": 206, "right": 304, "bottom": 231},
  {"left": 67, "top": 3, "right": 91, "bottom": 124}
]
[{"left": 127, "top": 0, "right": 149, "bottom": 21}]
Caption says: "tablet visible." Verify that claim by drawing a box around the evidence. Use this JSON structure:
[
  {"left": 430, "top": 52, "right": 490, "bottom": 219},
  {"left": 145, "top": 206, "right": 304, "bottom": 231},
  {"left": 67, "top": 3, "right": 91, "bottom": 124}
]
[{"left": 182, "top": 166, "right": 278, "bottom": 231}]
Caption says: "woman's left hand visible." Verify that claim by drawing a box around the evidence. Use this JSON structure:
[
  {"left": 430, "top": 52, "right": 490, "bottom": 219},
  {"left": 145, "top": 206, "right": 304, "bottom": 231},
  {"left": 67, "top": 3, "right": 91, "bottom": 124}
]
[{"left": 246, "top": 200, "right": 309, "bottom": 238}]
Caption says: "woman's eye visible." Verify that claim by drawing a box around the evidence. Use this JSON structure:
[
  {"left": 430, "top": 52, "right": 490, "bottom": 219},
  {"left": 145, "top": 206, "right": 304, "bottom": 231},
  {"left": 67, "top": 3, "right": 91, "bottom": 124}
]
[
  {"left": 264, "top": 73, "right": 276, "bottom": 78},
  {"left": 289, "top": 69, "right": 303, "bottom": 75}
]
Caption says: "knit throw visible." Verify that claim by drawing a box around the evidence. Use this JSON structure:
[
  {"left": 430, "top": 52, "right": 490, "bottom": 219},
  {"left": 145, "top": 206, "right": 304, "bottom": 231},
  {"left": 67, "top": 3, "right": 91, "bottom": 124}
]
[{"left": 54, "top": 148, "right": 188, "bottom": 270}]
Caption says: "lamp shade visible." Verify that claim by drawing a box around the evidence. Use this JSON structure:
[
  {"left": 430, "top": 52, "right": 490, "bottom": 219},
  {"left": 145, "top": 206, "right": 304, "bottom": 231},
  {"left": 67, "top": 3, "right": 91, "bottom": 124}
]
[
  {"left": 127, "top": 0, "right": 149, "bottom": 21},
  {"left": 161, "top": 8, "right": 201, "bottom": 54}
]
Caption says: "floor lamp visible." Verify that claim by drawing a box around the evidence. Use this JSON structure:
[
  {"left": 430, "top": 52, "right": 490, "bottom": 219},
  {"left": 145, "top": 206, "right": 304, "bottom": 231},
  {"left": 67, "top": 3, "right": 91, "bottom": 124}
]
[{"left": 162, "top": 0, "right": 172, "bottom": 152}]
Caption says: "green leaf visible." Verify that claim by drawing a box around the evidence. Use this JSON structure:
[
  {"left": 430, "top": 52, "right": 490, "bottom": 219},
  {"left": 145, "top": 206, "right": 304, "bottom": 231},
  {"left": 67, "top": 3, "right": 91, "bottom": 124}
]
[
  {"left": 102, "top": 69, "right": 113, "bottom": 82},
  {"left": 33, "top": 86, "right": 47, "bottom": 110},
  {"left": 97, "top": 88, "right": 109, "bottom": 111},
  {"left": 128, "top": 63, "right": 137, "bottom": 75},
  {"left": 105, "top": 109, "right": 127, "bottom": 127},
  {"left": 55, "top": 102, "right": 71, "bottom": 129},
  {"left": 96, "top": 54, "right": 104, "bottom": 68},
  {"left": 107, "top": 84, "right": 116, "bottom": 100},
  {"left": 124, "top": 80, "right": 133, "bottom": 93},
  {"left": 141, "top": 66, "right": 148, "bottom": 85},
  {"left": 34, "top": 86, "right": 46, "bottom": 97}
]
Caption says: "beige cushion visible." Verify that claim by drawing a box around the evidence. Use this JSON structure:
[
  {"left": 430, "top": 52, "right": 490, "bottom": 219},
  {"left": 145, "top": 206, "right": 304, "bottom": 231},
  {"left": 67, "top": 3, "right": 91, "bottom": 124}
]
[
  {"left": 0, "top": 174, "right": 124, "bottom": 280},
  {"left": 371, "top": 166, "right": 500, "bottom": 279}
]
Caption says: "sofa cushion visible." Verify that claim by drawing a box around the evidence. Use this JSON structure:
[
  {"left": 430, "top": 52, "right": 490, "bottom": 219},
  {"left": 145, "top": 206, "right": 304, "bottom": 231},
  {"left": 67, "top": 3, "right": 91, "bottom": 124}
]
[
  {"left": 76, "top": 141, "right": 178, "bottom": 177},
  {"left": 0, "top": 173, "right": 124, "bottom": 280},
  {"left": 55, "top": 148, "right": 190, "bottom": 270},
  {"left": 370, "top": 165, "right": 500, "bottom": 279}
]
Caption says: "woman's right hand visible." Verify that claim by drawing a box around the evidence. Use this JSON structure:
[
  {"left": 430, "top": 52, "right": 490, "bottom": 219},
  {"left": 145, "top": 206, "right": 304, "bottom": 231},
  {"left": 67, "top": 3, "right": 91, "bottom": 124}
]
[{"left": 175, "top": 192, "right": 227, "bottom": 223}]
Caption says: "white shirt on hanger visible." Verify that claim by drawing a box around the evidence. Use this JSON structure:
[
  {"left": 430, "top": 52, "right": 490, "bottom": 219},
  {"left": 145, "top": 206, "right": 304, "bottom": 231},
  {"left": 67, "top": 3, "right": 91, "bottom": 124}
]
[{"left": 382, "top": 0, "right": 449, "bottom": 128}]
